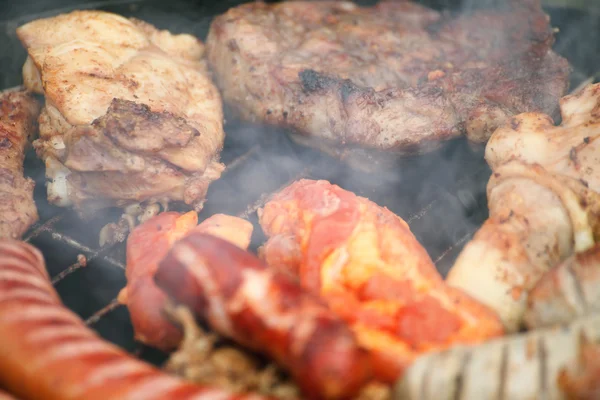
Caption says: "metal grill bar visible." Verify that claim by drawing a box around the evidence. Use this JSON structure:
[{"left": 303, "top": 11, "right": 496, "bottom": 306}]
[
  {"left": 85, "top": 298, "right": 122, "bottom": 326},
  {"left": 23, "top": 214, "right": 65, "bottom": 242}
]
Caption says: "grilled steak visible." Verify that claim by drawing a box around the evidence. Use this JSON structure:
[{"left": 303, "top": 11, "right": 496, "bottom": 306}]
[
  {"left": 206, "top": 0, "right": 570, "bottom": 165},
  {"left": 17, "top": 10, "right": 225, "bottom": 214},
  {"left": 0, "top": 89, "right": 41, "bottom": 239}
]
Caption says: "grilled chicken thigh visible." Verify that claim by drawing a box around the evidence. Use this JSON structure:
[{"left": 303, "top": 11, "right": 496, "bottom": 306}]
[
  {"left": 16, "top": 11, "right": 225, "bottom": 216},
  {"left": 447, "top": 82, "right": 600, "bottom": 332},
  {"left": 0, "top": 89, "right": 41, "bottom": 239}
]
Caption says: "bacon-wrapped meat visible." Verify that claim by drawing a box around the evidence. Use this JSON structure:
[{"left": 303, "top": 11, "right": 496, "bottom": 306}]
[
  {"left": 258, "top": 179, "right": 504, "bottom": 383},
  {"left": 121, "top": 211, "right": 253, "bottom": 350}
]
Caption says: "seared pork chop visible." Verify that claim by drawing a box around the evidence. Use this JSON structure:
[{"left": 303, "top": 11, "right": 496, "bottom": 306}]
[
  {"left": 206, "top": 0, "right": 570, "bottom": 165},
  {"left": 17, "top": 11, "right": 225, "bottom": 214}
]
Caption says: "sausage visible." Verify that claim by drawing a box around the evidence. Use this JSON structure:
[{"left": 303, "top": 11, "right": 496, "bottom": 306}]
[
  {"left": 154, "top": 233, "right": 373, "bottom": 400},
  {"left": 121, "top": 211, "right": 253, "bottom": 351},
  {"left": 258, "top": 179, "right": 504, "bottom": 382},
  {"left": 395, "top": 313, "right": 600, "bottom": 400},
  {"left": 525, "top": 244, "right": 600, "bottom": 329},
  {"left": 0, "top": 239, "right": 268, "bottom": 400}
]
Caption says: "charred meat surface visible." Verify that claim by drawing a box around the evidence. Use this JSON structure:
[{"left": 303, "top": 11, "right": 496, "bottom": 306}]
[
  {"left": 447, "top": 82, "right": 600, "bottom": 332},
  {"left": 206, "top": 0, "right": 570, "bottom": 161},
  {"left": 16, "top": 10, "right": 225, "bottom": 214},
  {"left": 0, "top": 89, "right": 41, "bottom": 239},
  {"left": 258, "top": 179, "right": 504, "bottom": 383}
]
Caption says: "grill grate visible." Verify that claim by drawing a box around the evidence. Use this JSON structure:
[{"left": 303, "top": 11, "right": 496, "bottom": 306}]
[
  {"left": 5, "top": 0, "right": 599, "bottom": 376},
  {"left": 21, "top": 114, "right": 491, "bottom": 366}
]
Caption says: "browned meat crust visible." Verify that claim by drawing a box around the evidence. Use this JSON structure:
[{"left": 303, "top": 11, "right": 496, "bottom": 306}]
[
  {"left": 17, "top": 10, "right": 225, "bottom": 215},
  {"left": 35, "top": 99, "right": 224, "bottom": 212},
  {"left": 206, "top": 0, "right": 570, "bottom": 161},
  {"left": 0, "top": 89, "right": 41, "bottom": 239}
]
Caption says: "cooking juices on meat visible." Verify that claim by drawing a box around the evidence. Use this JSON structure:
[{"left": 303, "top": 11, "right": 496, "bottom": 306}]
[
  {"left": 258, "top": 179, "right": 504, "bottom": 383},
  {"left": 0, "top": 89, "right": 41, "bottom": 239},
  {"left": 121, "top": 211, "right": 253, "bottom": 351},
  {"left": 16, "top": 10, "right": 226, "bottom": 219},
  {"left": 446, "top": 82, "right": 600, "bottom": 332},
  {"left": 206, "top": 0, "right": 569, "bottom": 168}
]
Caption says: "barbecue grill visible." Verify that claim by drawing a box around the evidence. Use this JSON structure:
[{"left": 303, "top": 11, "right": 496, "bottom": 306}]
[{"left": 1, "top": 0, "right": 599, "bottom": 379}]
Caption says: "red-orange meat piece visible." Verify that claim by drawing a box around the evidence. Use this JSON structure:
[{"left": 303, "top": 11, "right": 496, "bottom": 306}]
[
  {"left": 121, "top": 211, "right": 253, "bottom": 350},
  {"left": 259, "top": 179, "right": 504, "bottom": 382}
]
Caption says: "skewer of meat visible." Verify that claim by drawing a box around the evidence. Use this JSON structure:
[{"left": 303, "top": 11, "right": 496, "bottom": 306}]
[
  {"left": 395, "top": 313, "right": 600, "bottom": 400},
  {"left": 154, "top": 233, "right": 373, "bottom": 400},
  {"left": 0, "top": 238, "right": 270, "bottom": 400},
  {"left": 0, "top": 89, "right": 41, "bottom": 239},
  {"left": 525, "top": 243, "right": 600, "bottom": 329},
  {"left": 120, "top": 211, "right": 253, "bottom": 351},
  {"left": 446, "top": 82, "right": 600, "bottom": 332},
  {"left": 258, "top": 179, "right": 504, "bottom": 383}
]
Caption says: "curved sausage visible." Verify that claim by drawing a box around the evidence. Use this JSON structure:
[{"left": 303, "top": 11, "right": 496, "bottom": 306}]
[
  {"left": 154, "top": 233, "right": 373, "bottom": 400},
  {"left": 0, "top": 239, "right": 268, "bottom": 400}
]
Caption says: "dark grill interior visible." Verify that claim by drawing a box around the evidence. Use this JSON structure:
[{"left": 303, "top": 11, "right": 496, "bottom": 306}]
[{"left": 2, "top": 0, "right": 599, "bottom": 370}]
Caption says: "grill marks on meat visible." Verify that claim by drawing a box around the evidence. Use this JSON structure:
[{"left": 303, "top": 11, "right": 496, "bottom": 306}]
[
  {"left": 0, "top": 90, "right": 41, "bottom": 239},
  {"left": 206, "top": 1, "right": 569, "bottom": 160},
  {"left": 17, "top": 10, "right": 225, "bottom": 213}
]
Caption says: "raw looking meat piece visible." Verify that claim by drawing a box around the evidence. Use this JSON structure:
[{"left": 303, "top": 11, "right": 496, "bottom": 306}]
[{"left": 258, "top": 179, "right": 504, "bottom": 383}]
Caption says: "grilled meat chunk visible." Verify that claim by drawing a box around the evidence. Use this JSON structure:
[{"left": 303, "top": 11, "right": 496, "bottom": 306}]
[
  {"left": 447, "top": 82, "right": 600, "bottom": 332},
  {"left": 396, "top": 313, "right": 600, "bottom": 400},
  {"left": 17, "top": 10, "right": 225, "bottom": 214},
  {"left": 525, "top": 243, "right": 600, "bottom": 329},
  {"left": 258, "top": 179, "right": 504, "bottom": 383},
  {"left": 206, "top": 0, "right": 569, "bottom": 164},
  {"left": 0, "top": 89, "right": 41, "bottom": 239}
]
